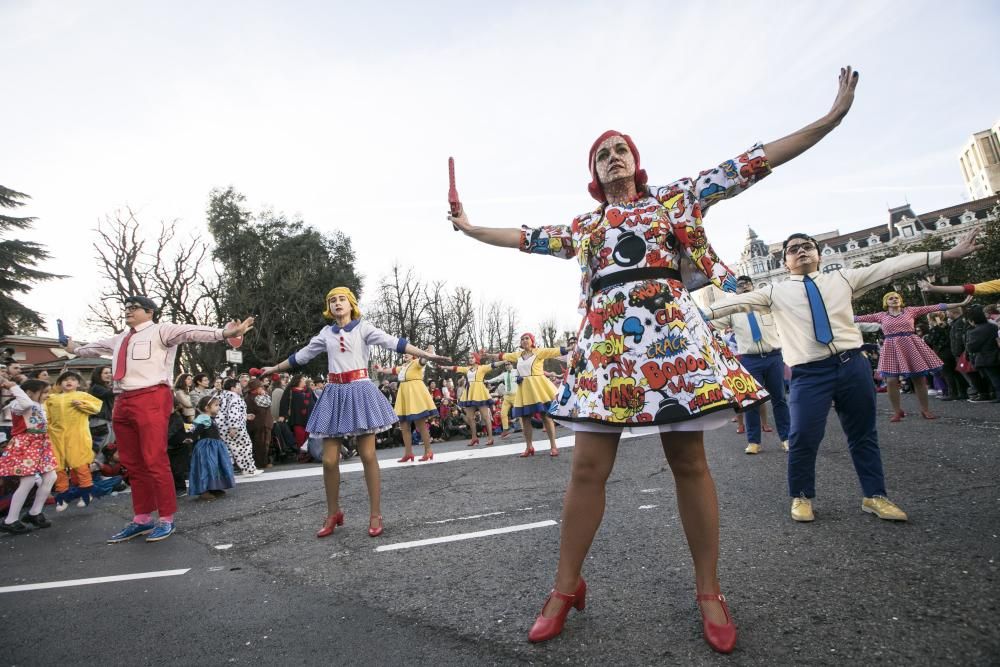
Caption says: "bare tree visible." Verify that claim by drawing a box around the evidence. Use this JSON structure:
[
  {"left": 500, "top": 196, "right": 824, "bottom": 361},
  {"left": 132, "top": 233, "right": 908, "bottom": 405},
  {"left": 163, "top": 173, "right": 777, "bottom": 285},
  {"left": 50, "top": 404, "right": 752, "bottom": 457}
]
[{"left": 538, "top": 317, "right": 559, "bottom": 348}]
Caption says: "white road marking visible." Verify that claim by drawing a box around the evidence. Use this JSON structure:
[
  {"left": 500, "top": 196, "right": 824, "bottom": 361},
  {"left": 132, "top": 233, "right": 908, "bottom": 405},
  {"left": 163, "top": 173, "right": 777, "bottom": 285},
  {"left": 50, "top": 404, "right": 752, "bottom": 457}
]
[
  {"left": 374, "top": 520, "right": 558, "bottom": 552},
  {"left": 235, "top": 431, "right": 642, "bottom": 485},
  {"left": 638, "top": 504, "right": 658, "bottom": 510},
  {"left": 0, "top": 568, "right": 190, "bottom": 594},
  {"left": 214, "top": 544, "right": 233, "bottom": 550}
]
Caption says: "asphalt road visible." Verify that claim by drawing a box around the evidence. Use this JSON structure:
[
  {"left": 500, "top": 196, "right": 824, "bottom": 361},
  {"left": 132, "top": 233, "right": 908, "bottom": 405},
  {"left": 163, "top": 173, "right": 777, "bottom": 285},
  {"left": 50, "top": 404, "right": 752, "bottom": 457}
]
[{"left": 2, "top": 394, "right": 998, "bottom": 666}]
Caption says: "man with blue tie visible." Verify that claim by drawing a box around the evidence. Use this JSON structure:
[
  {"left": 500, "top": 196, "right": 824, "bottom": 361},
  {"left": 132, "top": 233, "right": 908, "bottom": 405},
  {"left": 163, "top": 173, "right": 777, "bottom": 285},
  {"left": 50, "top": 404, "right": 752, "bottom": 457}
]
[
  {"left": 711, "top": 276, "right": 790, "bottom": 455},
  {"left": 705, "top": 231, "right": 980, "bottom": 522}
]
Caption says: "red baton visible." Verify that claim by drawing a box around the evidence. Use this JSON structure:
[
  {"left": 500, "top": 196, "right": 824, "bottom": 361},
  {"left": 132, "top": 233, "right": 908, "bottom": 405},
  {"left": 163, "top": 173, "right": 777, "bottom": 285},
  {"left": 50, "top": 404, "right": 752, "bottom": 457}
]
[{"left": 448, "top": 156, "right": 462, "bottom": 230}]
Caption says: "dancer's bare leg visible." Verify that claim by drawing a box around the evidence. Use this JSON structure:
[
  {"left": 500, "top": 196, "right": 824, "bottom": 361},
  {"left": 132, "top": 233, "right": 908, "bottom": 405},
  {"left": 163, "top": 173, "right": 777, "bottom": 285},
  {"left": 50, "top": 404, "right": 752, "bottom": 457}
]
[
  {"left": 399, "top": 423, "right": 414, "bottom": 459},
  {"left": 416, "top": 418, "right": 433, "bottom": 457},
  {"left": 542, "top": 432, "right": 619, "bottom": 617},
  {"left": 887, "top": 378, "right": 902, "bottom": 413},
  {"left": 321, "top": 438, "right": 342, "bottom": 516},
  {"left": 356, "top": 433, "right": 381, "bottom": 529},
  {"left": 661, "top": 431, "right": 726, "bottom": 626},
  {"left": 542, "top": 414, "right": 558, "bottom": 452},
  {"left": 521, "top": 416, "right": 534, "bottom": 453},
  {"left": 914, "top": 376, "right": 931, "bottom": 413},
  {"left": 464, "top": 407, "right": 478, "bottom": 441},
  {"left": 480, "top": 406, "right": 494, "bottom": 443}
]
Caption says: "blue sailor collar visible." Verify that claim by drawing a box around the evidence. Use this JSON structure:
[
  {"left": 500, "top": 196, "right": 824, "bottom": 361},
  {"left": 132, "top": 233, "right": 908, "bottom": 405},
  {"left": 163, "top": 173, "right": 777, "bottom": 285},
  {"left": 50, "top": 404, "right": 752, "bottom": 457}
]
[{"left": 330, "top": 319, "right": 361, "bottom": 333}]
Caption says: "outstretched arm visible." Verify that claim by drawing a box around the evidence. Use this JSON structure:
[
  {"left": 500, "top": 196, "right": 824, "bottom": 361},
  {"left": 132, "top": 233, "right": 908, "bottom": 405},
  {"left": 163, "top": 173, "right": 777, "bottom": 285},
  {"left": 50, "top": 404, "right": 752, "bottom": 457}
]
[
  {"left": 763, "top": 66, "right": 859, "bottom": 169},
  {"left": 448, "top": 210, "right": 520, "bottom": 248}
]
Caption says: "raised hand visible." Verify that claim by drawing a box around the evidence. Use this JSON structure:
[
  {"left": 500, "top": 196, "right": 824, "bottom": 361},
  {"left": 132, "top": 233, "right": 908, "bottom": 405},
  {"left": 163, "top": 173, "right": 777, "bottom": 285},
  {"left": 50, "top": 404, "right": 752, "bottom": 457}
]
[
  {"left": 223, "top": 317, "right": 255, "bottom": 338},
  {"left": 448, "top": 208, "right": 472, "bottom": 235},
  {"left": 959, "top": 294, "right": 974, "bottom": 307},
  {"left": 943, "top": 230, "right": 982, "bottom": 260},
  {"left": 423, "top": 351, "right": 454, "bottom": 365},
  {"left": 828, "top": 66, "right": 860, "bottom": 122},
  {"left": 917, "top": 278, "right": 933, "bottom": 292}
]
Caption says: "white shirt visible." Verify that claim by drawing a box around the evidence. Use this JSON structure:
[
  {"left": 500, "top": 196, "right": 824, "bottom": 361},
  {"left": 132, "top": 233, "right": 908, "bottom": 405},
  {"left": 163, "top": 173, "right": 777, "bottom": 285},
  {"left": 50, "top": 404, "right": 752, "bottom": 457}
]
[
  {"left": 710, "top": 310, "right": 782, "bottom": 356},
  {"left": 288, "top": 319, "right": 405, "bottom": 376},
  {"left": 74, "top": 320, "right": 226, "bottom": 393},
  {"left": 707, "top": 252, "right": 943, "bottom": 366}
]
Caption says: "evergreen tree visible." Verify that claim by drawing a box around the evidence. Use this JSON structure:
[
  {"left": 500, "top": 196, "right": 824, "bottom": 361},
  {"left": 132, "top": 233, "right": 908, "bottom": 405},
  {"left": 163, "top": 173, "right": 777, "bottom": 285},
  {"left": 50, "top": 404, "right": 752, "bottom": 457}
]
[{"left": 0, "top": 186, "right": 64, "bottom": 335}]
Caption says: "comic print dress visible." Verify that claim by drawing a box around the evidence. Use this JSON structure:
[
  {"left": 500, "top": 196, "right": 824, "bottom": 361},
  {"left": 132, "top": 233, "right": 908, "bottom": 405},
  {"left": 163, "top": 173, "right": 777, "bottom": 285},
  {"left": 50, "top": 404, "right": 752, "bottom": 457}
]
[{"left": 521, "top": 144, "right": 772, "bottom": 432}]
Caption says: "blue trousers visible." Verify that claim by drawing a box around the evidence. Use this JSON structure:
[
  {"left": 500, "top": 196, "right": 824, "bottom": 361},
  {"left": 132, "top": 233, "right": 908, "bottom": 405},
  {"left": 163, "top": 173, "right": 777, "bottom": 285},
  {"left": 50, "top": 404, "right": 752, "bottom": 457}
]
[
  {"left": 740, "top": 350, "right": 790, "bottom": 444},
  {"left": 787, "top": 349, "right": 887, "bottom": 499}
]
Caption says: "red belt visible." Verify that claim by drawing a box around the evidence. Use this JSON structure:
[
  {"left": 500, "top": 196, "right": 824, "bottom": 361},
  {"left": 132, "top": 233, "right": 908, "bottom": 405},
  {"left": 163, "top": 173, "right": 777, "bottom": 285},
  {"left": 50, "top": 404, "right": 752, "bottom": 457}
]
[{"left": 328, "top": 369, "right": 369, "bottom": 384}]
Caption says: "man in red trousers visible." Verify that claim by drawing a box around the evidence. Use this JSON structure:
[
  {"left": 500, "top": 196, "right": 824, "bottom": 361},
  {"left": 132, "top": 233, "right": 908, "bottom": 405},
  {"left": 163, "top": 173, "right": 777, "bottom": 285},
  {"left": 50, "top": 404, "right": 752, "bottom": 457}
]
[{"left": 68, "top": 296, "right": 253, "bottom": 543}]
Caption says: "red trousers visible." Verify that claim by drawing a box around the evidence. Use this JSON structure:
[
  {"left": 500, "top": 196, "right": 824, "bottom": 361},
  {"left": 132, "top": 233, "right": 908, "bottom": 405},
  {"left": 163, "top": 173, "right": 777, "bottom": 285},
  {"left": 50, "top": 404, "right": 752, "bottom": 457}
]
[{"left": 113, "top": 385, "right": 176, "bottom": 517}]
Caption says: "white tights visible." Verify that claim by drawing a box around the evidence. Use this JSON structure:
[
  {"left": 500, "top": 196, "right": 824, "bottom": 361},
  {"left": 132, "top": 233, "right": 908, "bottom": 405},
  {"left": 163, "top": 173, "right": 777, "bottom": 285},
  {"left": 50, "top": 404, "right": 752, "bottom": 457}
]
[{"left": 4, "top": 471, "right": 57, "bottom": 524}]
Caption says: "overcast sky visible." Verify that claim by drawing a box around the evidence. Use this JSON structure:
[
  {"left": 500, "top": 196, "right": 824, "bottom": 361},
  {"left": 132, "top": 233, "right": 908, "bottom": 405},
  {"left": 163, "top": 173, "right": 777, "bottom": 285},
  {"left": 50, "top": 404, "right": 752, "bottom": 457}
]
[{"left": 4, "top": 0, "right": 999, "bottom": 345}]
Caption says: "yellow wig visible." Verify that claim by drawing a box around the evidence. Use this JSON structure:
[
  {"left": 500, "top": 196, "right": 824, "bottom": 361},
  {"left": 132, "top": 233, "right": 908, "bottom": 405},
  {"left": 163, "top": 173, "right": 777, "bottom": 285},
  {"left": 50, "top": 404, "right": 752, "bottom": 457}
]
[
  {"left": 323, "top": 286, "right": 361, "bottom": 321},
  {"left": 882, "top": 291, "right": 904, "bottom": 309}
]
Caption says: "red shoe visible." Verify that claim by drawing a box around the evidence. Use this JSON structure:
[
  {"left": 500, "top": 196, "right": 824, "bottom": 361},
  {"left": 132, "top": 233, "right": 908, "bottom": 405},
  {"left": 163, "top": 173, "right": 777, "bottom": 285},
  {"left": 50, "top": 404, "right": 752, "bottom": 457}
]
[
  {"left": 486, "top": 438, "right": 495, "bottom": 446},
  {"left": 518, "top": 447, "right": 535, "bottom": 458},
  {"left": 527, "top": 578, "right": 586, "bottom": 643},
  {"left": 500, "top": 431, "right": 511, "bottom": 439},
  {"left": 550, "top": 449, "right": 559, "bottom": 457},
  {"left": 762, "top": 424, "right": 774, "bottom": 433},
  {"left": 921, "top": 411, "right": 939, "bottom": 420},
  {"left": 696, "top": 593, "right": 737, "bottom": 654},
  {"left": 397, "top": 454, "right": 415, "bottom": 463},
  {"left": 735, "top": 425, "right": 745, "bottom": 434},
  {"left": 468, "top": 438, "right": 479, "bottom": 447},
  {"left": 368, "top": 515, "right": 383, "bottom": 537},
  {"left": 889, "top": 411, "right": 905, "bottom": 423},
  {"left": 316, "top": 510, "right": 344, "bottom": 538},
  {"left": 418, "top": 452, "right": 434, "bottom": 462}
]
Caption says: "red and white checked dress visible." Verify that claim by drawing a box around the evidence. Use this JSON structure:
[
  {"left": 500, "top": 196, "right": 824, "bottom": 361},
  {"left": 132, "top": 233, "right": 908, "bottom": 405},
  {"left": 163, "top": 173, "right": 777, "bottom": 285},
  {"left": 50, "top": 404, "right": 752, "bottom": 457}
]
[{"left": 855, "top": 305, "right": 947, "bottom": 378}]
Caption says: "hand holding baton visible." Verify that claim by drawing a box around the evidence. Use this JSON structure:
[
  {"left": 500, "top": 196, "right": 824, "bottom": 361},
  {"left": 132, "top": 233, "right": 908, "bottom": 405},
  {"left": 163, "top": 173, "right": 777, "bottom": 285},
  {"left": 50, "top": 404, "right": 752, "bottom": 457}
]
[{"left": 448, "top": 156, "right": 462, "bottom": 230}]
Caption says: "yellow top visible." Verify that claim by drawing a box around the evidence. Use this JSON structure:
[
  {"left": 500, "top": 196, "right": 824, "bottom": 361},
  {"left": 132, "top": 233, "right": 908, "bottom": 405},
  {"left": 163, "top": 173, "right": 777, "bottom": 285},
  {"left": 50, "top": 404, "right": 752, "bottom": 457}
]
[
  {"left": 453, "top": 365, "right": 493, "bottom": 403},
  {"left": 973, "top": 278, "right": 1000, "bottom": 295},
  {"left": 393, "top": 359, "right": 426, "bottom": 383},
  {"left": 501, "top": 347, "right": 563, "bottom": 377},
  {"left": 45, "top": 390, "right": 103, "bottom": 469}
]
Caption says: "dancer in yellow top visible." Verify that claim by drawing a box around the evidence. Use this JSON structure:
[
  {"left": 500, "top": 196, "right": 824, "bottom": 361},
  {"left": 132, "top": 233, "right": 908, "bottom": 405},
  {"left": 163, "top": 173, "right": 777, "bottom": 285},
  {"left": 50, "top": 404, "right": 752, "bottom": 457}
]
[
  {"left": 485, "top": 333, "right": 568, "bottom": 457},
  {"left": 376, "top": 355, "right": 438, "bottom": 463},
  {"left": 450, "top": 353, "right": 497, "bottom": 447},
  {"left": 45, "top": 371, "right": 103, "bottom": 509}
]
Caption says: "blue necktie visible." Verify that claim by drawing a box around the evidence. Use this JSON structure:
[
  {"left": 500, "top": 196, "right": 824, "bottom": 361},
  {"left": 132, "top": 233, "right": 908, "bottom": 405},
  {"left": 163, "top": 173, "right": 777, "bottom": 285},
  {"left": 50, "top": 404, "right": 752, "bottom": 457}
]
[
  {"left": 803, "top": 276, "right": 834, "bottom": 345},
  {"left": 746, "top": 312, "right": 762, "bottom": 343}
]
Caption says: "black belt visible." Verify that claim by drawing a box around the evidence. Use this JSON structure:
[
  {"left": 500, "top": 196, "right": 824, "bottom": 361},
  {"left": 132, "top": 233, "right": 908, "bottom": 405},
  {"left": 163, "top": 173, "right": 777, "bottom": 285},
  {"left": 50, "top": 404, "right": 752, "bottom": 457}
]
[{"left": 590, "top": 267, "right": 681, "bottom": 294}]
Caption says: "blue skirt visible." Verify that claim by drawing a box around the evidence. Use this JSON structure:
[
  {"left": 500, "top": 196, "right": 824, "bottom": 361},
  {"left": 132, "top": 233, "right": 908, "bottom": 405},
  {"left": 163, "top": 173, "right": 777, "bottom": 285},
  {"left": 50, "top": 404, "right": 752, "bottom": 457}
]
[
  {"left": 306, "top": 381, "right": 398, "bottom": 438},
  {"left": 188, "top": 438, "right": 235, "bottom": 495}
]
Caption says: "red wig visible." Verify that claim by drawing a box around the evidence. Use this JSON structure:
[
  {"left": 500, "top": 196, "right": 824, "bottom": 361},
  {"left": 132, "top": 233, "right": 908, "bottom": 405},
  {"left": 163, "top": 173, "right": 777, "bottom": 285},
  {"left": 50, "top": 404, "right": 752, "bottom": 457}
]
[
  {"left": 520, "top": 332, "right": 536, "bottom": 347},
  {"left": 587, "top": 130, "right": 648, "bottom": 203}
]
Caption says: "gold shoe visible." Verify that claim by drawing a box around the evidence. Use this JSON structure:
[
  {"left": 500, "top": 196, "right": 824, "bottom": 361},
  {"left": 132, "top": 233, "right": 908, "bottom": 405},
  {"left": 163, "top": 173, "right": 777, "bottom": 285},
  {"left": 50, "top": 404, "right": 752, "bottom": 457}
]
[
  {"left": 862, "top": 496, "right": 908, "bottom": 521},
  {"left": 791, "top": 496, "right": 814, "bottom": 522},
  {"left": 781, "top": 440, "right": 789, "bottom": 452},
  {"left": 744, "top": 443, "right": 761, "bottom": 455}
]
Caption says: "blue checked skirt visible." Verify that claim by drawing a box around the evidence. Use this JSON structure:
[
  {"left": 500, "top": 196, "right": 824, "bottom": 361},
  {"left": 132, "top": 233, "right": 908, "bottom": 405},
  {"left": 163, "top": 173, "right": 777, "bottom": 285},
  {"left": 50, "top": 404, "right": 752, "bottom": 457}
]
[{"left": 306, "top": 381, "right": 398, "bottom": 438}]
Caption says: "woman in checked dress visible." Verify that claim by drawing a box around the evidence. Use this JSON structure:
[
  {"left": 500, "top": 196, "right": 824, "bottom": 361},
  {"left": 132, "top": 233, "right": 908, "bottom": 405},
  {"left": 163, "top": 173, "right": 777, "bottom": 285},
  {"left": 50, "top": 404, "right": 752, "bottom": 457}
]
[
  {"left": 855, "top": 291, "right": 971, "bottom": 421},
  {"left": 448, "top": 67, "right": 863, "bottom": 653}
]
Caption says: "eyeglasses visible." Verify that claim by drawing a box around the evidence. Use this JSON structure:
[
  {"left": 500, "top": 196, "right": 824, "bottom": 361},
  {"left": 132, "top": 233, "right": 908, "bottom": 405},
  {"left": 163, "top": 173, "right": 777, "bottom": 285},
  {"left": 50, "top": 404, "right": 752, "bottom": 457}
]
[
  {"left": 785, "top": 242, "right": 817, "bottom": 256},
  {"left": 123, "top": 305, "right": 145, "bottom": 312}
]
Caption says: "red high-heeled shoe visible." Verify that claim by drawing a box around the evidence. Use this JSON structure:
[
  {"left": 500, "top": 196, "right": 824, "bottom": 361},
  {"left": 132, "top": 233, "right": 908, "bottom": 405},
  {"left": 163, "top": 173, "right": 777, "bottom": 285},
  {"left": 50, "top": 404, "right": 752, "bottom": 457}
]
[
  {"left": 921, "top": 410, "right": 939, "bottom": 420},
  {"left": 528, "top": 578, "right": 586, "bottom": 643},
  {"left": 316, "top": 510, "right": 344, "bottom": 538},
  {"left": 518, "top": 446, "right": 535, "bottom": 458},
  {"left": 368, "top": 515, "right": 383, "bottom": 537},
  {"left": 485, "top": 438, "right": 495, "bottom": 446},
  {"left": 468, "top": 438, "right": 479, "bottom": 447},
  {"left": 397, "top": 454, "right": 415, "bottom": 463},
  {"left": 549, "top": 449, "right": 559, "bottom": 457},
  {"left": 418, "top": 452, "right": 434, "bottom": 461},
  {"left": 889, "top": 410, "right": 905, "bottom": 423},
  {"left": 762, "top": 424, "right": 774, "bottom": 433},
  {"left": 696, "top": 593, "right": 737, "bottom": 654}
]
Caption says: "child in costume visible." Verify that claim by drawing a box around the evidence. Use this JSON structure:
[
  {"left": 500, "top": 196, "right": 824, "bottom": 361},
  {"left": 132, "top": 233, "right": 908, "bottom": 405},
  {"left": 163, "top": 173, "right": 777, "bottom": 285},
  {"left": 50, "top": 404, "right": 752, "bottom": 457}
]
[
  {"left": 0, "top": 379, "right": 58, "bottom": 534},
  {"left": 45, "top": 371, "right": 103, "bottom": 510},
  {"left": 376, "top": 354, "right": 438, "bottom": 462},
  {"left": 258, "top": 286, "right": 450, "bottom": 539},
  {"left": 187, "top": 395, "right": 235, "bottom": 500}
]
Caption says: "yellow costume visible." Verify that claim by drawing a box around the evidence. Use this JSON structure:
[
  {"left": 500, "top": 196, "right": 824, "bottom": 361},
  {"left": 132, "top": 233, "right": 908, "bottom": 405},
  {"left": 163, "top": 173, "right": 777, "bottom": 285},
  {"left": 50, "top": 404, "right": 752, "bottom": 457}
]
[
  {"left": 501, "top": 348, "right": 562, "bottom": 417},
  {"left": 391, "top": 360, "right": 438, "bottom": 422},
  {"left": 45, "top": 390, "right": 102, "bottom": 494},
  {"left": 969, "top": 278, "right": 1000, "bottom": 295},
  {"left": 452, "top": 365, "right": 493, "bottom": 406}
]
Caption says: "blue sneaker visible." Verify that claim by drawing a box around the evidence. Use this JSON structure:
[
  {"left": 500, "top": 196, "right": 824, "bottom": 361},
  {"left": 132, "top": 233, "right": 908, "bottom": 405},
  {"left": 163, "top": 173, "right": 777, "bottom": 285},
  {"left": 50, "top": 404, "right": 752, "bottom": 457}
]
[
  {"left": 107, "top": 521, "right": 155, "bottom": 544},
  {"left": 145, "top": 520, "right": 175, "bottom": 542}
]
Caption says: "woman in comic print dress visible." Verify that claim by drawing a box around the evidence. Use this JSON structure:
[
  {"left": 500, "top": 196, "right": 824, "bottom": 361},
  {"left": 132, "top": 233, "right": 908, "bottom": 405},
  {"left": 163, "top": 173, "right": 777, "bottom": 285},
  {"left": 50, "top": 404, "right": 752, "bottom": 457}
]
[{"left": 446, "top": 64, "right": 861, "bottom": 656}]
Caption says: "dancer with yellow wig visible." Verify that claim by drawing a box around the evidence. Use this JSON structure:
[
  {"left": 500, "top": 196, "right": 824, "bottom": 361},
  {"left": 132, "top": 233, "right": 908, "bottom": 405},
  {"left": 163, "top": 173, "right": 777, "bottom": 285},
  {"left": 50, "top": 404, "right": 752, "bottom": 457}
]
[
  {"left": 854, "top": 290, "right": 970, "bottom": 421},
  {"left": 260, "top": 287, "right": 450, "bottom": 538}
]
